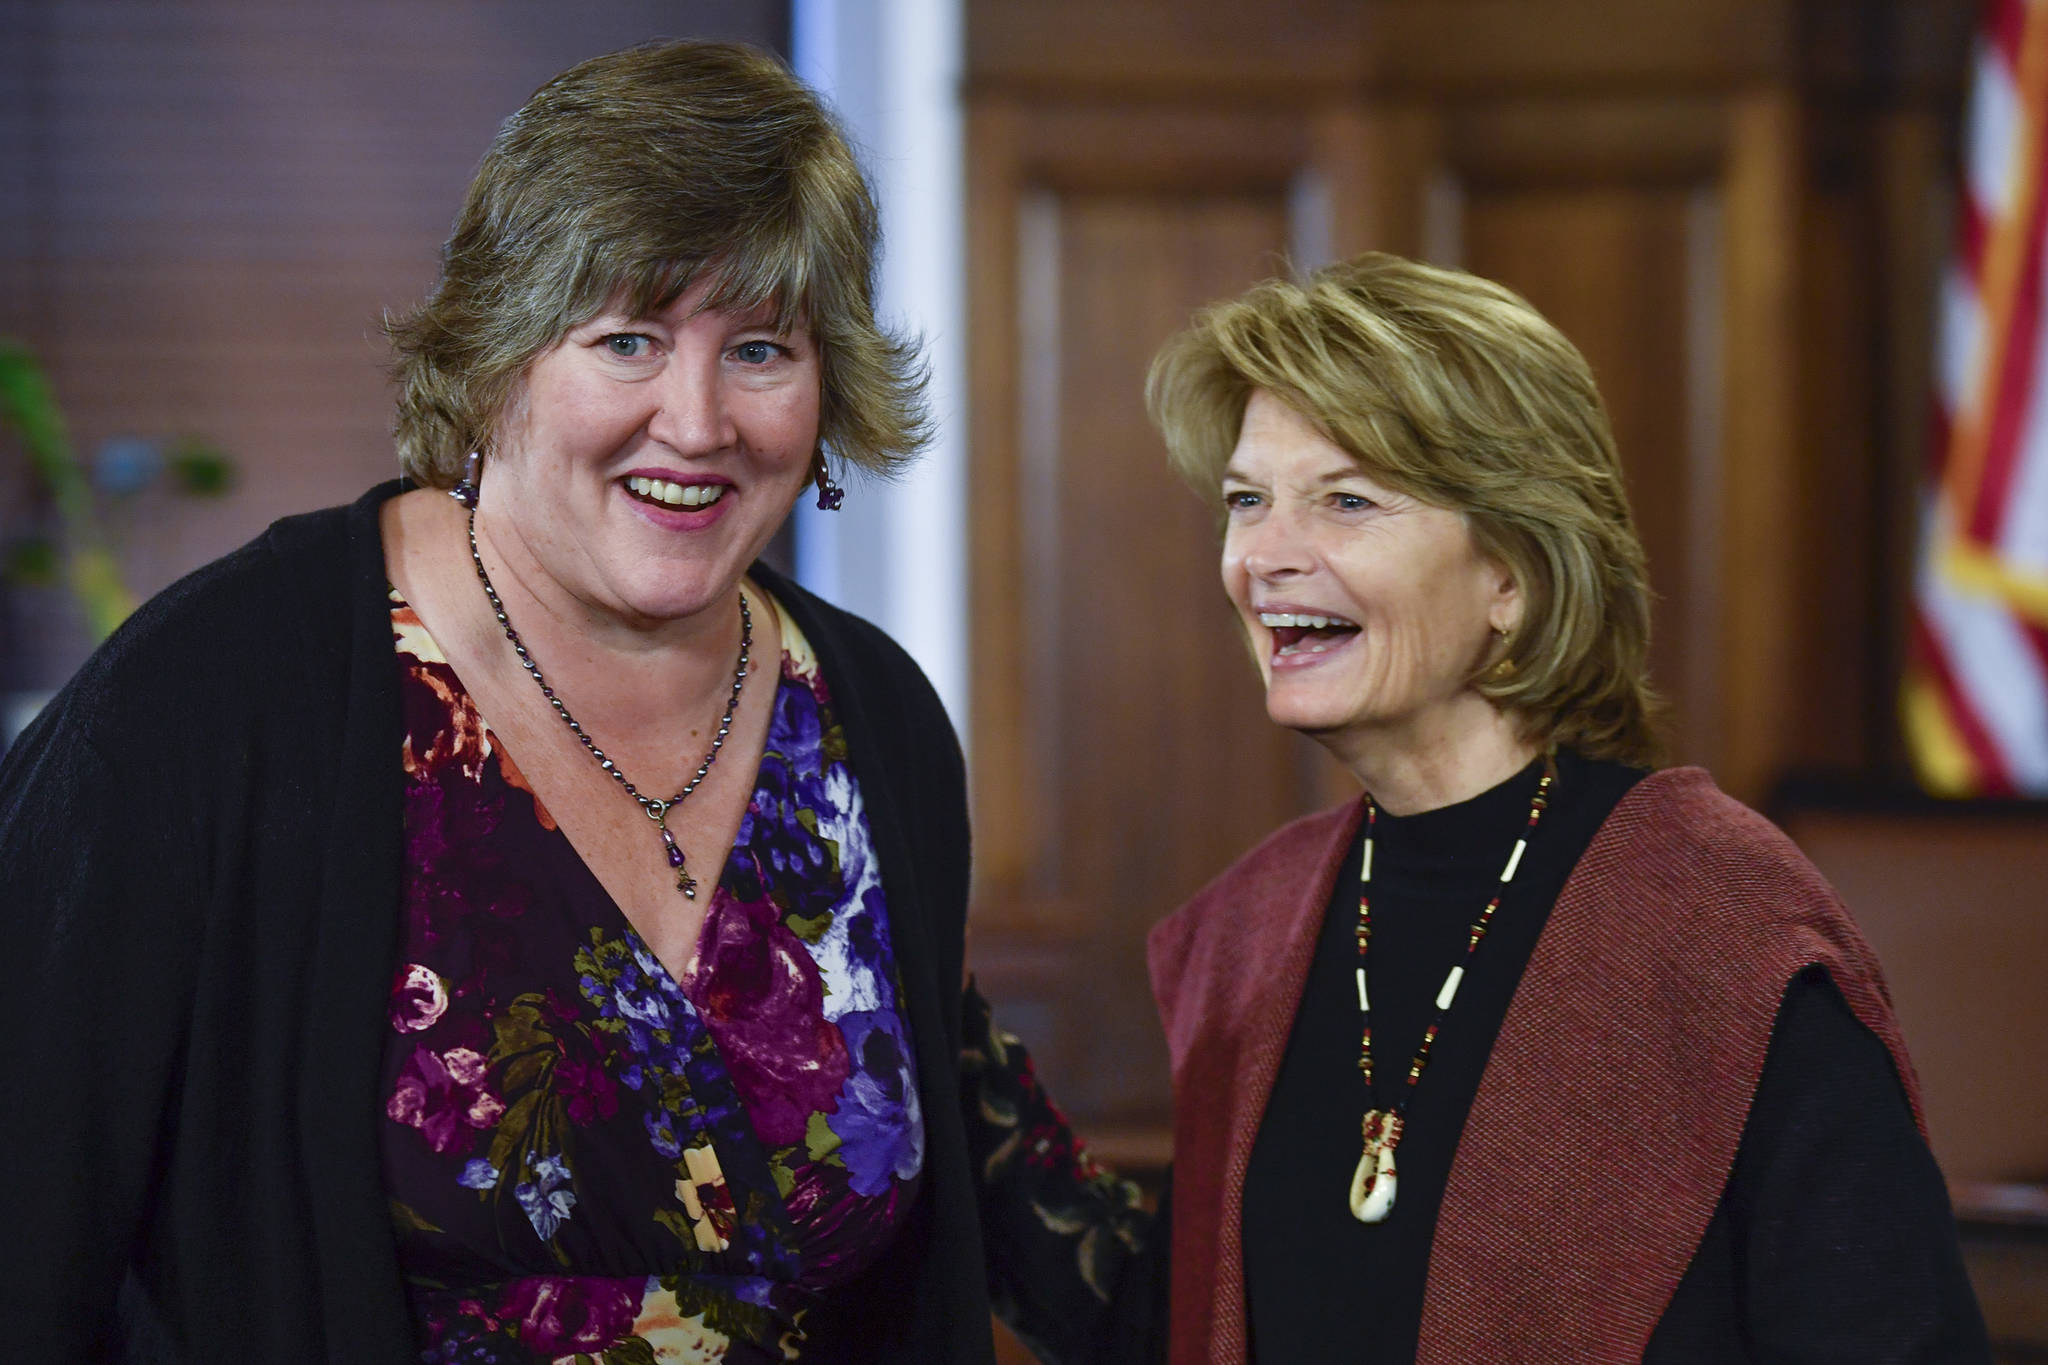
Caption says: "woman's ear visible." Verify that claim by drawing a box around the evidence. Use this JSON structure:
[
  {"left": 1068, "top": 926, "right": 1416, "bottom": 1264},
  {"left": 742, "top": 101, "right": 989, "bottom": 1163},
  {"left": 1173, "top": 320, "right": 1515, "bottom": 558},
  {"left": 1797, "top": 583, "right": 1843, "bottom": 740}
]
[{"left": 1487, "top": 560, "right": 1523, "bottom": 637}]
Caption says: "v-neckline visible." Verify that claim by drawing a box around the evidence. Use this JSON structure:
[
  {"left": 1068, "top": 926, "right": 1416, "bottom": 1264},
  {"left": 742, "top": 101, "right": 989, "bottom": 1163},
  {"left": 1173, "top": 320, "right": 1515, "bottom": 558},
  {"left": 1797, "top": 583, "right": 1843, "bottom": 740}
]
[
  {"left": 391, "top": 585, "right": 815, "bottom": 1276},
  {"left": 389, "top": 584, "right": 785, "bottom": 1006}
]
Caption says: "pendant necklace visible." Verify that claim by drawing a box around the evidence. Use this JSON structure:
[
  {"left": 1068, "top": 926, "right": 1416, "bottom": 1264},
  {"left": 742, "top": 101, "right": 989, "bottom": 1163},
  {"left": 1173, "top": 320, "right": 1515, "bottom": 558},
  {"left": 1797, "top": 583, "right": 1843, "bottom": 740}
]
[
  {"left": 466, "top": 505, "right": 750, "bottom": 899},
  {"left": 1348, "top": 753, "right": 1556, "bottom": 1223}
]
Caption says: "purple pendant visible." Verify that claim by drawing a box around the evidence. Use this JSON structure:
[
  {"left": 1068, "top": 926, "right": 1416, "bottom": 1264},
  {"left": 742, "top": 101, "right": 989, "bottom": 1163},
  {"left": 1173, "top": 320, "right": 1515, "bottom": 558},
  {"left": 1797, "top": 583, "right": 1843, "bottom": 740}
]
[{"left": 657, "top": 818, "right": 694, "bottom": 897}]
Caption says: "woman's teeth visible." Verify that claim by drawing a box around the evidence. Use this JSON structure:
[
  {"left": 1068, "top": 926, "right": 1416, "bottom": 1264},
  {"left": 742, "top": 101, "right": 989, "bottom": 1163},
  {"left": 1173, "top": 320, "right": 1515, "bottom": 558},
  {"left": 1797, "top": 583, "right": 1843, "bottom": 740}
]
[
  {"left": 1259, "top": 610, "right": 1360, "bottom": 656},
  {"left": 625, "top": 476, "right": 726, "bottom": 508}
]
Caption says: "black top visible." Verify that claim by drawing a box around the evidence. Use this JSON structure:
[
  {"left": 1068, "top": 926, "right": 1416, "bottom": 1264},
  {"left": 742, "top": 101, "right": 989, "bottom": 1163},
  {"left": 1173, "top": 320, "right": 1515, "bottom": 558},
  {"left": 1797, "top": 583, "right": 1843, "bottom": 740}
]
[
  {"left": 1241, "top": 751, "right": 1988, "bottom": 1363},
  {"left": 0, "top": 482, "right": 996, "bottom": 1364},
  {"left": 1243, "top": 749, "right": 1641, "bottom": 1360}
]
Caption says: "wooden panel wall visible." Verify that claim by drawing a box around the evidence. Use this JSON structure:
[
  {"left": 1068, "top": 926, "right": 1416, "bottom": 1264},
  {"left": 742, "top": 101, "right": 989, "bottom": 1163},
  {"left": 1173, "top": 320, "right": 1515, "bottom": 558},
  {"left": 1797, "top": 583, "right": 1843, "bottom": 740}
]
[
  {"left": 968, "top": 99, "right": 1356, "bottom": 1125},
  {"left": 965, "top": 0, "right": 1975, "bottom": 1138}
]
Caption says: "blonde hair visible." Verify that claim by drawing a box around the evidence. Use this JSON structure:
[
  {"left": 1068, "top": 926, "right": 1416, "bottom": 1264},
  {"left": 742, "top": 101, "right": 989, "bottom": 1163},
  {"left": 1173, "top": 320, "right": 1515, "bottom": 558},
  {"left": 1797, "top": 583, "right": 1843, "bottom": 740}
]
[
  {"left": 386, "top": 41, "right": 927, "bottom": 485},
  {"left": 1146, "top": 252, "right": 1662, "bottom": 766}
]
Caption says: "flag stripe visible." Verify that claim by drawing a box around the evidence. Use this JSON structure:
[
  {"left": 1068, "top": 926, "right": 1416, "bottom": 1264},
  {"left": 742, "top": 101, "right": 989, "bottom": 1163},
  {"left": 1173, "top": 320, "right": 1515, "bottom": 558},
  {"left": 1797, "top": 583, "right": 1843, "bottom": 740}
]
[
  {"left": 1958, "top": 192, "right": 1989, "bottom": 281},
  {"left": 1926, "top": 539, "right": 2048, "bottom": 788},
  {"left": 1903, "top": 665, "right": 1983, "bottom": 795},
  {"left": 1968, "top": 187, "right": 2048, "bottom": 539},
  {"left": 1946, "top": 8, "right": 2048, "bottom": 522},
  {"left": 1940, "top": 540, "right": 2048, "bottom": 623},
  {"left": 1908, "top": 0, "right": 2048, "bottom": 796},
  {"left": 1910, "top": 610, "right": 2014, "bottom": 795},
  {"left": 2026, "top": 617, "right": 2048, "bottom": 686},
  {"left": 1967, "top": 36, "right": 2024, "bottom": 224},
  {"left": 1937, "top": 268, "right": 1987, "bottom": 425},
  {"left": 1997, "top": 263, "right": 2048, "bottom": 569},
  {"left": 1992, "top": 0, "right": 2030, "bottom": 71},
  {"left": 1904, "top": 675, "right": 1979, "bottom": 793},
  {"left": 1926, "top": 404, "right": 1954, "bottom": 487}
]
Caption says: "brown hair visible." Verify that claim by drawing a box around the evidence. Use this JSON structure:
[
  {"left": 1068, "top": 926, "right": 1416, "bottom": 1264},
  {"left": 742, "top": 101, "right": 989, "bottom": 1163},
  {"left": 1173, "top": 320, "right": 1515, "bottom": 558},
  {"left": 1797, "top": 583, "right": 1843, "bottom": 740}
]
[
  {"left": 386, "top": 40, "right": 926, "bottom": 485},
  {"left": 1146, "top": 252, "right": 1663, "bottom": 765}
]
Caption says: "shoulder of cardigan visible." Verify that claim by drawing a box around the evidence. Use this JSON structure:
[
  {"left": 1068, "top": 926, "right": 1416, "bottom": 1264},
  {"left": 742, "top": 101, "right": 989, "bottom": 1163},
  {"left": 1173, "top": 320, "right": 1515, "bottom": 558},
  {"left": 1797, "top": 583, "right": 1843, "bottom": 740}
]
[{"left": 1563, "top": 765, "right": 1852, "bottom": 940}]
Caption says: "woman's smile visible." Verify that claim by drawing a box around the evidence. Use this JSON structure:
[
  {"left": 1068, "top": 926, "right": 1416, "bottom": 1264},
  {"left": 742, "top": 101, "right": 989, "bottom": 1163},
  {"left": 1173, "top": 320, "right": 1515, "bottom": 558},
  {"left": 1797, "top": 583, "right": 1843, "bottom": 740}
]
[
  {"left": 622, "top": 473, "right": 730, "bottom": 511},
  {"left": 619, "top": 471, "right": 738, "bottom": 530},
  {"left": 1257, "top": 606, "right": 1363, "bottom": 668}
]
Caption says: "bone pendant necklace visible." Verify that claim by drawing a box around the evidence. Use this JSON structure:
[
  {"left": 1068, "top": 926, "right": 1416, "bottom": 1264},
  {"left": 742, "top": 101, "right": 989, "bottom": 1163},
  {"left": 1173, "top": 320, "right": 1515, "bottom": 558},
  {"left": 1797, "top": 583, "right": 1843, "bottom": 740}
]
[{"left": 1348, "top": 755, "right": 1555, "bottom": 1223}]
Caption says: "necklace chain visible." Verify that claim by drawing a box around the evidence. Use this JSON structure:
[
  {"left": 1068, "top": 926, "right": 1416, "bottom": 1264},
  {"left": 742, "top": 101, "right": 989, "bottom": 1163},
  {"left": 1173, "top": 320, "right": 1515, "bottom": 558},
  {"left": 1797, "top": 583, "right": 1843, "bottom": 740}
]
[
  {"left": 466, "top": 505, "right": 751, "bottom": 899},
  {"left": 1347, "top": 754, "right": 1556, "bottom": 1222}
]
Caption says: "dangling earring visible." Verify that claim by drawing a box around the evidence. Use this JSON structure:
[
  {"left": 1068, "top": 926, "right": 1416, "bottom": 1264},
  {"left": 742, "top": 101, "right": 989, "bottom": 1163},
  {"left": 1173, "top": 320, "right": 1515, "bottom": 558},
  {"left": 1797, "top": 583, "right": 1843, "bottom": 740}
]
[
  {"left": 450, "top": 451, "right": 481, "bottom": 509},
  {"left": 1487, "top": 625, "right": 1515, "bottom": 681},
  {"left": 812, "top": 450, "right": 845, "bottom": 511}
]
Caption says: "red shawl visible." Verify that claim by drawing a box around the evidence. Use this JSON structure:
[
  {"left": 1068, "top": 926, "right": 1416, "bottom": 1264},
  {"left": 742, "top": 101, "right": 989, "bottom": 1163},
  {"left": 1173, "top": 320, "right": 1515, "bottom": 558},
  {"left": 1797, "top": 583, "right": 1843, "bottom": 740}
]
[{"left": 1146, "top": 767, "right": 1922, "bottom": 1365}]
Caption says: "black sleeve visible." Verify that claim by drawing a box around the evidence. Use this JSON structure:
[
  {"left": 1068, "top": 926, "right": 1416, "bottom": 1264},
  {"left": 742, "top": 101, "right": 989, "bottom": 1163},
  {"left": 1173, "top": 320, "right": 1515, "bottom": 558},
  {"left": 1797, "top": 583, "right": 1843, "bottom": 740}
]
[
  {"left": 0, "top": 652, "right": 206, "bottom": 1360},
  {"left": 1648, "top": 968, "right": 1991, "bottom": 1364},
  {"left": 961, "top": 983, "right": 1169, "bottom": 1365}
]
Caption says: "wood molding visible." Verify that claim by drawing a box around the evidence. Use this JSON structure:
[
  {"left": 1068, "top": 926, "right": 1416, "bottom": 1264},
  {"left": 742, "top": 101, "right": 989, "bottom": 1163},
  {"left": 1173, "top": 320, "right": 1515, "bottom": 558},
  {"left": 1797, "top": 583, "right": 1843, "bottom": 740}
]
[
  {"left": 968, "top": 0, "right": 1971, "bottom": 104},
  {"left": 1717, "top": 90, "right": 1807, "bottom": 802},
  {"left": 966, "top": 97, "right": 1034, "bottom": 904}
]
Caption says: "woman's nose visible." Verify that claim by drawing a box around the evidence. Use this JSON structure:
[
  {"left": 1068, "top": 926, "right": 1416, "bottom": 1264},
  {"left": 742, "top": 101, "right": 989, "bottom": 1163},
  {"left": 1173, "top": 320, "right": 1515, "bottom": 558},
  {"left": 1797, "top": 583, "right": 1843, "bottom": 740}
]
[
  {"left": 1236, "top": 508, "right": 1315, "bottom": 580},
  {"left": 646, "top": 356, "right": 739, "bottom": 455}
]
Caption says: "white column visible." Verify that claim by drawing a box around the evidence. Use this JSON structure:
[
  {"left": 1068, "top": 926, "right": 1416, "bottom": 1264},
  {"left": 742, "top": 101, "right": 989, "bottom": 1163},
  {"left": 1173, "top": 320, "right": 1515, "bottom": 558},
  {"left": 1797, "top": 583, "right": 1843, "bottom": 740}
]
[{"left": 791, "top": 0, "right": 970, "bottom": 742}]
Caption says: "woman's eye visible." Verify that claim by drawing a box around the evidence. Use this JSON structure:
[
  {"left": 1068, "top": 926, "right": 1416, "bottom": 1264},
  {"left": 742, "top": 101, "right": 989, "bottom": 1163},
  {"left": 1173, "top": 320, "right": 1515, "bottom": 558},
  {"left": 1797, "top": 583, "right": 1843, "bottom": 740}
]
[
  {"left": 1222, "top": 490, "right": 1261, "bottom": 511},
  {"left": 732, "top": 339, "right": 786, "bottom": 365},
  {"left": 603, "top": 334, "right": 653, "bottom": 358},
  {"left": 1334, "top": 492, "right": 1375, "bottom": 512}
]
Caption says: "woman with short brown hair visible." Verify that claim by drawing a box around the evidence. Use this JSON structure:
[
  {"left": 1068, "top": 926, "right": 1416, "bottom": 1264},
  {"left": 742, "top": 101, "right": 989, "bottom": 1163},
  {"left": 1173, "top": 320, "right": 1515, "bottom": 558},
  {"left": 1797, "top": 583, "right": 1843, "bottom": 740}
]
[{"left": 3, "top": 41, "right": 994, "bottom": 1363}]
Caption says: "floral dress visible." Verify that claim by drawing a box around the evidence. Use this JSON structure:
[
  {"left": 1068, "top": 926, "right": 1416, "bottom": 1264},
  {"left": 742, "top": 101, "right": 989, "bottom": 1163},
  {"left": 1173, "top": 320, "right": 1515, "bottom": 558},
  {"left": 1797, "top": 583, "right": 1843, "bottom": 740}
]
[{"left": 379, "top": 590, "right": 924, "bottom": 1364}]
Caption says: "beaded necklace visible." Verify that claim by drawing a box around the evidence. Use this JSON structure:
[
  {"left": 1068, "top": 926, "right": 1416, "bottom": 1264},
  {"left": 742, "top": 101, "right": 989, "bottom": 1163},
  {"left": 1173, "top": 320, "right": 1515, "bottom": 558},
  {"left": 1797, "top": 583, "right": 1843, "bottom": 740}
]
[
  {"left": 465, "top": 505, "right": 751, "bottom": 900},
  {"left": 1347, "top": 753, "right": 1556, "bottom": 1222}
]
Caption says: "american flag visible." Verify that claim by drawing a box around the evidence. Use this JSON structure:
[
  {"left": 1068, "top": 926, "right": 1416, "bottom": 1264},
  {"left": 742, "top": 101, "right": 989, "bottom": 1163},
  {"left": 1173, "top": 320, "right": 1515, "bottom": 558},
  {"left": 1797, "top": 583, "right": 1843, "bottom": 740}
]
[{"left": 1905, "top": 0, "right": 2048, "bottom": 795}]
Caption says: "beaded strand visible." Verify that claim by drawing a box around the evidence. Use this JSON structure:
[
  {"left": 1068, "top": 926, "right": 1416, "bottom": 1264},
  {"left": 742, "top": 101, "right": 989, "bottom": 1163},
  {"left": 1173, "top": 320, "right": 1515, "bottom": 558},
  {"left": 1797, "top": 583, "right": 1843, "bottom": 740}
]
[
  {"left": 1347, "top": 753, "right": 1556, "bottom": 1222},
  {"left": 466, "top": 505, "right": 751, "bottom": 900}
]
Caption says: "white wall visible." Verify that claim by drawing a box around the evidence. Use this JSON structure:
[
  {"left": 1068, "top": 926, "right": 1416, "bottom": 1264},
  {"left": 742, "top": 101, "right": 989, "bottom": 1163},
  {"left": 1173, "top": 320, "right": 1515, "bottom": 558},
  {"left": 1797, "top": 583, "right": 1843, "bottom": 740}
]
[{"left": 791, "top": 0, "right": 970, "bottom": 742}]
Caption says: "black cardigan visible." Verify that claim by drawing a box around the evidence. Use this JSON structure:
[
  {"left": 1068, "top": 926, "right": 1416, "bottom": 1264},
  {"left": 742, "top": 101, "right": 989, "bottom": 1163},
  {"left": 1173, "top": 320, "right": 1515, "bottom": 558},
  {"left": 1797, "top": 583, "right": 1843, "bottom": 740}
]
[{"left": 0, "top": 482, "right": 996, "bottom": 1364}]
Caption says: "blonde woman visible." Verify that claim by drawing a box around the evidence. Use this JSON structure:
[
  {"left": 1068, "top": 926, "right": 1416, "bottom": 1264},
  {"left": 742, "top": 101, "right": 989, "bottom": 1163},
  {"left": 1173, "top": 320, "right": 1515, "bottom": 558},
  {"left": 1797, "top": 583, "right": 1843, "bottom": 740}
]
[{"left": 965, "top": 254, "right": 1987, "bottom": 1364}]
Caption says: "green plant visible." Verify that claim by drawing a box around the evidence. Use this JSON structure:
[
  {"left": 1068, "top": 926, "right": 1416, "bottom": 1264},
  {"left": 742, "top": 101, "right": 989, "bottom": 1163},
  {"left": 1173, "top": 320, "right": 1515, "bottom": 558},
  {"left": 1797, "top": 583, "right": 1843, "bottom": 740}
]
[{"left": 0, "top": 340, "right": 234, "bottom": 642}]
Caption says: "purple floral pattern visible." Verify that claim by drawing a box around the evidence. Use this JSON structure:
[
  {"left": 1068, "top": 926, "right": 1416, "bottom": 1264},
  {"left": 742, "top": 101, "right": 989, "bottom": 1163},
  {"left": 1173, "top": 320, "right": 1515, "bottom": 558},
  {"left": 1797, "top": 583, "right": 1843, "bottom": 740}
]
[
  {"left": 380, "top": 595, "right": 922, "bottom": 1362},
  {"left": 391, "top": 964, "right": 451, "bottom": 1034},
  {"left": 388, "top": 1043, "right": 505, "bottom": 1156},
  {"left": 826, "top": 1008, "right": 925, "bottom": 1197},
  {"left": 686, "top": 893, "right": 852, "bottom": 1148}
]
